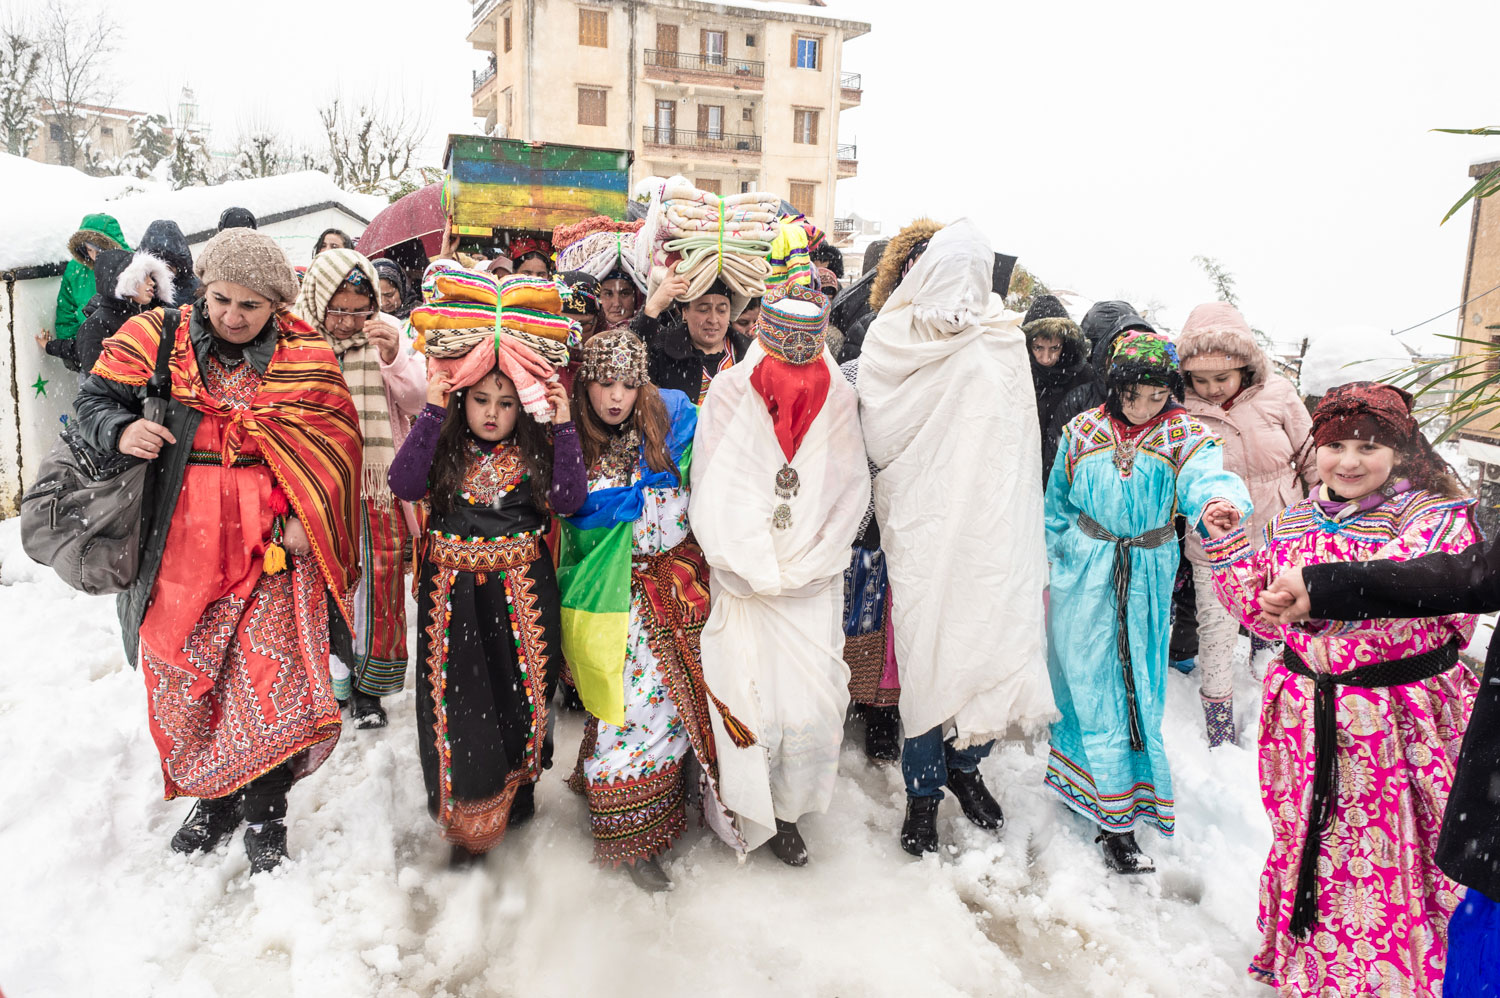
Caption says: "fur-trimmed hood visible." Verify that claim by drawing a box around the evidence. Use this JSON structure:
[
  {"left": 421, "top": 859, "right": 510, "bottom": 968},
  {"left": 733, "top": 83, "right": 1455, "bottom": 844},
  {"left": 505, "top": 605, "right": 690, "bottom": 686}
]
[
  {"left": 868, "top": 218, "right": 944, "bottom": 314},
  {"left": 66, "top": 213, "right": 128, "bottom": 268},
  {"left": 1175, "top": 301, "right": 1269, "bottom": 384},
  {"left": 113, "top": 252, "right": 176, "bottom": 306},
  {"left": 1024, "top": 315, "right": 1087, "bottom": 372}
]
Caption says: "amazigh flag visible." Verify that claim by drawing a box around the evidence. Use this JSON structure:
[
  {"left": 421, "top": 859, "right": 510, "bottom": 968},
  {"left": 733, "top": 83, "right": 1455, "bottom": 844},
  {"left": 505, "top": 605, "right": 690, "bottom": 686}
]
[{"left": 557, "top": 390, "right": 697, "bottom": 727}]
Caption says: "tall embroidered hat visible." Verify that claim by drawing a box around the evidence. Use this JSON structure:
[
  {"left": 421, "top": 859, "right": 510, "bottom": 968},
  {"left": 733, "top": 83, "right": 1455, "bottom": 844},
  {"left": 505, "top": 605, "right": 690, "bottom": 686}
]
[
  {"left": 755, "top": 281, "right": 830, "bottom": 365},
  {"left": 578, "top": 328, "right": 649, "bottom": 387},
  {"left": 1107, "top": 328, "right": 1184, "bottom": 400}
]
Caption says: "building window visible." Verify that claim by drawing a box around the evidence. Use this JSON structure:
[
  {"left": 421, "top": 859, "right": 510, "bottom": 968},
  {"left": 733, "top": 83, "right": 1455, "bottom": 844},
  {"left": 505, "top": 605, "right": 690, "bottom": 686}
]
[
  {"left": 100, "top": 125, "right": 114, "bottom": 137},
  {"left": 655, "top": 100, "right": 676, "bottom": 141},
  {"left": 697, "top": 178, "right": 722, "bottom": 194},
  {"left": 504, "top": 15, "right": 512, "bottom": 52},
  {"left": 1488, "top": 329, "right": 1500, "bottom": 375},
  {"left": 794, "top": 35, "right": 820, "bottom": 70},
  {"left": 578, "top": 87, "right": 608, "bottom": 126},
  {"left": 698, "top": 104, "right": 724, "bottom": 139},
  {"left": 793, "top": 109, "right": 819, "bottom": 145},
  {"left": 579, "top": 9, "right": 607, "bottom": 47},
  {"left": 789, "top": 181, "right": 817, "bottom": 217},
  {"left": 741, "top": 106, "right": 753, "bottom": 122},
  {"left": 49, "top": 123, "right": 63, "bottom": 141},
  {"left": 701, "top": 29, "right": 726, "bottom": 66},
  {"left": 746, "top": 33, "right": 756, "bottom": 47},
  {"left": 502, "top": 87, "right": 514, "bottom": 132},
  {"left": 740, "top": 180, "right": 755, "bottom": 193}
]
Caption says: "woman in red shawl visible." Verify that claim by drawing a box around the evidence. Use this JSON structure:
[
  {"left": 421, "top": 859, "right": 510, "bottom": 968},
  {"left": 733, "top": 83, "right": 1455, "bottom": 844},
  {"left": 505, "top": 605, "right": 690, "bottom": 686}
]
[{"left": 75, "top": 228, "right": 362, "bottom": 874}]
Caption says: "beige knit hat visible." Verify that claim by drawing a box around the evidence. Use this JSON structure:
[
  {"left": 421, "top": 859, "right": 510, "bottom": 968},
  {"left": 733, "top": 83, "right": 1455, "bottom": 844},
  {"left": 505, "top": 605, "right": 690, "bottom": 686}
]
[{"left": 194, "top": 228, "right": 300, "bottom": 304}]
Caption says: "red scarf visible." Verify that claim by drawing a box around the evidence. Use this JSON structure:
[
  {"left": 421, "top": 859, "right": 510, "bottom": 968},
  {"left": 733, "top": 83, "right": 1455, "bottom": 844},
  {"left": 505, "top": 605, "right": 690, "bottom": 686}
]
[
  {"left": 94, "top": 306, "right": 363, "bottom": 599},
  {"left": 749, "top": 355, "right": 831, "bottom": 461}
]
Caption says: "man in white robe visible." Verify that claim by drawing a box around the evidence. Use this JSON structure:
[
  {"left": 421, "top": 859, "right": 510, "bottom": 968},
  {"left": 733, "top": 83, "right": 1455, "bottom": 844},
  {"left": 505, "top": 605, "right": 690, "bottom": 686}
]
[
  {"left": 691, "top": 282, "right": 870, "bottom": 864},
  {"left": 856, "top": 219, "right": 1055, "bottom": 856}
]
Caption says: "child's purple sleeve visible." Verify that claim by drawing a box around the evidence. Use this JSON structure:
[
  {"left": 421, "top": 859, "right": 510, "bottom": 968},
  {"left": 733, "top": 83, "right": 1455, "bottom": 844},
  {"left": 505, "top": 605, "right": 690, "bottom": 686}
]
[
  {"left": 548, "top": 422, "right": 588, "bottom": 515},
  {"left": 388, "top": 402, "right": 446, "bottom": 502}
]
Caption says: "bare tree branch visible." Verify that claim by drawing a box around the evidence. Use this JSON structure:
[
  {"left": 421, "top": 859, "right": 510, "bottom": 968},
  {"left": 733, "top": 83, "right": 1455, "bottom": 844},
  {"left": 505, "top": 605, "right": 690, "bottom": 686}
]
[{"left": 34, "top": 0, "right": 120, "bottom": 168}]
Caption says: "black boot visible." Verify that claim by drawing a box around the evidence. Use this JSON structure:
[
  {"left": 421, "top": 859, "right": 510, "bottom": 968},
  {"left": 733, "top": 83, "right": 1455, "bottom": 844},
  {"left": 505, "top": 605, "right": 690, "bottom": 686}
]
[
  {"left": 626, "top": 856, "right": 673, "bottom": 893},
  {"left": 560, "top": 683, "right": 585, "bottom": 713},
  {"left": 864, "top": 704, "right": 901, "bottom": 763},
  {"left": 769, "top": 819, "right": 809, "bottom": 866},
  {"left": 509, "top": 782, "right": 536, "bottom": 828},
  {"left": 170, "top": 793, "right": 243, "bottom": 854},
  {"left": 449, "top": 843, "right": 485, "bottom": 869},
  {"left": 1097, "top": 829, "right": 1155, "bottom": 874},
  {"left": 350, "top": 689, "right": 388, "bottom": 729},
  {"left": 899, "top": 795, "right": 939, "bottom": 856},
  {"left": 244, "top": 820, "right": 288, "bottom": 874},
  {"left": 947, "top": 767, "right": 1004, "bottom": 830}
]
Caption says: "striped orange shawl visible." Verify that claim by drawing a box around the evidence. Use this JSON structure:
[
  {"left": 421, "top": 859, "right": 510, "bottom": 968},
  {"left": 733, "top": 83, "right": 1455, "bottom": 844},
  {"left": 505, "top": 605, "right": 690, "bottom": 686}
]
[{"left": 94, "top": 306, "right": 363, "bottom": 599}]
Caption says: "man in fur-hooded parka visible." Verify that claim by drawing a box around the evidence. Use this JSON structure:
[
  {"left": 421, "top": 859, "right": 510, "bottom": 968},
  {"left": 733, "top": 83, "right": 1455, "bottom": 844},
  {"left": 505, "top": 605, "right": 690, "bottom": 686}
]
[
  {"left": 54, "top": 213, "right": 129, "bottom": 343},
  {"left": 1023, "top": 294, "right": 1091, "bottom": 482},
  {"left": 837, "top": 219, "right": 944, "bottom": 362}
]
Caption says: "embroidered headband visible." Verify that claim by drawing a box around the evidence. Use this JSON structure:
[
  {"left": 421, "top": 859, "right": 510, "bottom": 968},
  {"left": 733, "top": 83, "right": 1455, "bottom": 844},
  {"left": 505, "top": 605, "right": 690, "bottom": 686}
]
[
  {"left": 755, "top": 282, "right": 829, "bottom": 366},
  {"left": 578, "top": 328, "right": 649, "bottom": 387}
]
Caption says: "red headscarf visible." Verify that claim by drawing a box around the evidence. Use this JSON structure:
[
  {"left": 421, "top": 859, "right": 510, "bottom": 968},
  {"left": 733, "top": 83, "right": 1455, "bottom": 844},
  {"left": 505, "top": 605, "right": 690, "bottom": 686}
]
[{"left": 1311, "top": 382, "right": 1417, "bottom": 448}]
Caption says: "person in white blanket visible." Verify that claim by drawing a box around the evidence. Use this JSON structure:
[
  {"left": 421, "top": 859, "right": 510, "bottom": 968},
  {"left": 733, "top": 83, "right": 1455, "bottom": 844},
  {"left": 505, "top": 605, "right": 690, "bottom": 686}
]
[
  {"left": 857, "top": 218, "right": 1056, "bottom": 856},
  {"left": 690, "top": 282, "right": 870, "bottom": 866}
]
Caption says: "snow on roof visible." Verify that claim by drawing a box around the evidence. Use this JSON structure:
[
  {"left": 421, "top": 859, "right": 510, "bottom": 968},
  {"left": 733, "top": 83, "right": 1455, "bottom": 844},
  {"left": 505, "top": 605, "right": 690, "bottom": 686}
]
[{"left": 0, "top": 154, "right": 387, "bottom": 272}]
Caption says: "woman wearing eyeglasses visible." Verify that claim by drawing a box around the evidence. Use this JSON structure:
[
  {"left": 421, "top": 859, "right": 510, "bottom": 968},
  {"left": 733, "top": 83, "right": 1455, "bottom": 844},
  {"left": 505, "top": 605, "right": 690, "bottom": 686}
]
[{"left": 294, "top": 249, "right": 428, "bottom": 729}]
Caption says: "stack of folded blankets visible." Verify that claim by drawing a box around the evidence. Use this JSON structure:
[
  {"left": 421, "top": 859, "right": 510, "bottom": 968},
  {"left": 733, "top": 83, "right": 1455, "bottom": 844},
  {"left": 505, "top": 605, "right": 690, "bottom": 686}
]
[
  {"left": 408, "top": 266, "right": 577, "bottom": 420},
  {"left": 635, "top": 176, "right": 784, "bottom": 302},
  {"left": 552, "top": 216, "right": 648, "bottom": 290}
]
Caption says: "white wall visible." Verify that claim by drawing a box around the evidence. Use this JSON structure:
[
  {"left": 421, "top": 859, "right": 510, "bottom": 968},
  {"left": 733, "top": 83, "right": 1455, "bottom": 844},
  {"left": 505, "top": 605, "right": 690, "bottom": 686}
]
[{"left": 0, "top": 204, "right": 368, "bottom": 516}]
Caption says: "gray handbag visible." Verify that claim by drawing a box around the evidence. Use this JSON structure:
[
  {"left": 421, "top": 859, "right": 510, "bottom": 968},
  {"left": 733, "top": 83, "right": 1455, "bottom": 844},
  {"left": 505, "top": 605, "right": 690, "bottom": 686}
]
[{"left": 20, "top": 309, "right": 178, "bottom": 595}]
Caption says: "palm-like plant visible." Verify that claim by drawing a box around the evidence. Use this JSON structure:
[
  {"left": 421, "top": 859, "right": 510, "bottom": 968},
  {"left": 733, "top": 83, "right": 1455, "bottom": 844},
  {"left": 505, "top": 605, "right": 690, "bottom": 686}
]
[{"left": 1384, "top": 128, "right": 1500, "bottom": 439}]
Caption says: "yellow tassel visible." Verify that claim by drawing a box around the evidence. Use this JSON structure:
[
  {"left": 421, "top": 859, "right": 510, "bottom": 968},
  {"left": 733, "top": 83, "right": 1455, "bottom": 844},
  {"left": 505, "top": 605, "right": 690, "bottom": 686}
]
[{"left": 263, "top": 542, "right": 287, "bottom": 575}]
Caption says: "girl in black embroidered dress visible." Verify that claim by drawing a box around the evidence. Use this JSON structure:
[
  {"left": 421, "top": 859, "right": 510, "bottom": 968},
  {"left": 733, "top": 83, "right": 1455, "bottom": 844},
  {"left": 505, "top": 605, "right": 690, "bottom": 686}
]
[{"left": 389, "top": 367, "right": 587, "bottom": 863}]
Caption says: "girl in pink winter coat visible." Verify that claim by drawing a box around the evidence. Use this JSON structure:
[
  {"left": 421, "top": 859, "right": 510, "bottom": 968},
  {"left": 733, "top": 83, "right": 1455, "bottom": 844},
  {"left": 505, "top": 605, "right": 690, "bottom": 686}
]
[{"left": 1176, "top": 303, "right": 1314, "bottom": 746}]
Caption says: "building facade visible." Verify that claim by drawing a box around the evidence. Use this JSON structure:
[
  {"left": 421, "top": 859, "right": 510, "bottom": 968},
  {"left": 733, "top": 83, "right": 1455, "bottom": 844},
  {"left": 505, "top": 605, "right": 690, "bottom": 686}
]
[
  {"left": 26, "top": 101, "right": 145, "bottom": 169},
  {"left": 1451, "top": 157, "right": 1500, "bottom": 533},
  {"left": 468, "top": 0, "right": 869, "bottom": 232}
]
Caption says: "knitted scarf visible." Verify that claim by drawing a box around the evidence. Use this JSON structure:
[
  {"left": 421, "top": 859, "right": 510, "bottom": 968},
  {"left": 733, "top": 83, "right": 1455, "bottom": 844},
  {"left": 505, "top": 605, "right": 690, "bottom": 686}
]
[
  {"left": 294, "top": 248, "right": 396, "bottom": 505},
  {"left": 93, "top": 306, "right": 362, "bottom": 599}
]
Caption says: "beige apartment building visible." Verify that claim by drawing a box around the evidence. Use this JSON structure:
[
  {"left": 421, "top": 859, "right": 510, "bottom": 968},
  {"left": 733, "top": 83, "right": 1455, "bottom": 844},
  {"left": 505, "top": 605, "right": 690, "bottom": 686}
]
[
  {"left": 26, "top": 101, "right": 143, "bottom": 168},
  {"left": 468, "top": 0, "right": 870, "bottom": 232}
]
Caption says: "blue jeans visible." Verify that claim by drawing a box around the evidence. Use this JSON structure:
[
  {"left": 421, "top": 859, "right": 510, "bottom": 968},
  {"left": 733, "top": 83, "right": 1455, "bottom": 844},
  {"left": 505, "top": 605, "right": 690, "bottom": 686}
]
[{"left": 902, "top": 725, "right": 994, "bottom": 799}]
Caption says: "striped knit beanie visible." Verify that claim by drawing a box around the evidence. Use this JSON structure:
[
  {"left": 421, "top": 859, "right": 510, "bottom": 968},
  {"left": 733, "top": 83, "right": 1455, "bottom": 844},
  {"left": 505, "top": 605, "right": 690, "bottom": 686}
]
[{"left": 756, "top": 282, "right": 829, "bottom": 365}]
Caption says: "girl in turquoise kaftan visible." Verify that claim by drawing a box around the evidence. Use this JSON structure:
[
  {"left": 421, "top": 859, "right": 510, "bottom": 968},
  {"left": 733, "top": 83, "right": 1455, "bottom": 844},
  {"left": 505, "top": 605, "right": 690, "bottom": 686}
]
[{"left": 1043, "top": 330, "right": 1251, "bottom": 872}]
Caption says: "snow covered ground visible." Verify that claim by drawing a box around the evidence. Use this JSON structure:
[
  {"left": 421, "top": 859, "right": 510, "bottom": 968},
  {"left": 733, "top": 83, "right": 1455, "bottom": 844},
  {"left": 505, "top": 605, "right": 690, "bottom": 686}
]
[{"left": 0, "top": 516, "right": 1277, "bottom": 998}]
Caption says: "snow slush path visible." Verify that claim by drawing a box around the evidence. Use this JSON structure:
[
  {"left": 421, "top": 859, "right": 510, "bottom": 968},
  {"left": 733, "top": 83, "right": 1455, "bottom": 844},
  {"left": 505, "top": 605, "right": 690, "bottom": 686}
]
[{"left": 0, "top": 518, "right": 1268, "bottom": 997}]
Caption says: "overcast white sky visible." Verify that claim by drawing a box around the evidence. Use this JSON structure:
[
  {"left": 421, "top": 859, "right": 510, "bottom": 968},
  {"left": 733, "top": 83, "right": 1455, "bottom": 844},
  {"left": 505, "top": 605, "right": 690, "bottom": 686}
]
[{"left": 22, "top": 0, "right": 1500, "bottom": 348}]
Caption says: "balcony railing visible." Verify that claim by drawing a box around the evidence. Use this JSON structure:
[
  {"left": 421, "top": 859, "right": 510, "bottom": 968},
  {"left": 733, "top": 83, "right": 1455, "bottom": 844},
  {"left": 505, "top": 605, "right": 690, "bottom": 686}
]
[
  {"left": 645, "top": 49, "right": 765, "bottom": 79},
  {"left": 643, "top": 127, "right": 762, "bottom": 154},
  {"left": 473, "top": 61, "right": 497, "bottom": 92},
  {"left": 841, "top": 72, "right": 861, "bottom": 90},
  {"left": 832, "top": 217, "right": 856, "bottom": 234},
  {"left": 838, "top": 144, "right": 857, "bottom": 161}
]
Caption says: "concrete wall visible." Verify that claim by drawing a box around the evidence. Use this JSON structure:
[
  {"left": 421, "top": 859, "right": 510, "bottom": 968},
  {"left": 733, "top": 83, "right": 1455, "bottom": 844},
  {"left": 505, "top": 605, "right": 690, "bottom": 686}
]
[{"left": 0, "top": 204, "right": 368, "bottom": 516}]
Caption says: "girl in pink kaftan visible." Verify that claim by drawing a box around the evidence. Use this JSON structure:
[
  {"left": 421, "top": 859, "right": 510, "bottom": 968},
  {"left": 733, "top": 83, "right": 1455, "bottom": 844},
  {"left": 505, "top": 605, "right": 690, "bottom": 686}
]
[{"left": 1205, "top": 381, "right": 1478, "bottom": 997}]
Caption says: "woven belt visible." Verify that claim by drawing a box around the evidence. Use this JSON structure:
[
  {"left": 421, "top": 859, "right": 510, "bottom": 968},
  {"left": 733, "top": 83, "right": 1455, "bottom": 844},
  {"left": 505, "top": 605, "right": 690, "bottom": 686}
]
[
  {"left": 1280, "top": 640, "right": 1459, "bottom": 939},
  {"left": 427, "top": 529, "right": 543, "bottom": 573},
  {"left": 186, "top": 449, "right": 264, "bottom": 467},
  {"left": 1075, "top": 512, "right": 1177, "bottom": 752}
]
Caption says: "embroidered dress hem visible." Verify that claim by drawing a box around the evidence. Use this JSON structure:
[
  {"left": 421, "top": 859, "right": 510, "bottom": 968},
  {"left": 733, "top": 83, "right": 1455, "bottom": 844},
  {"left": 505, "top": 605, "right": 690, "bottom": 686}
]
[
  {"left": 584, "top": 765, "right": 688, "bottom": 867},
  {"left": 1044, "top": 746, "right": 1175, "bottom": 835},
  {"left": 416, "top": 527, "right": 558, "bottom": 856}
]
